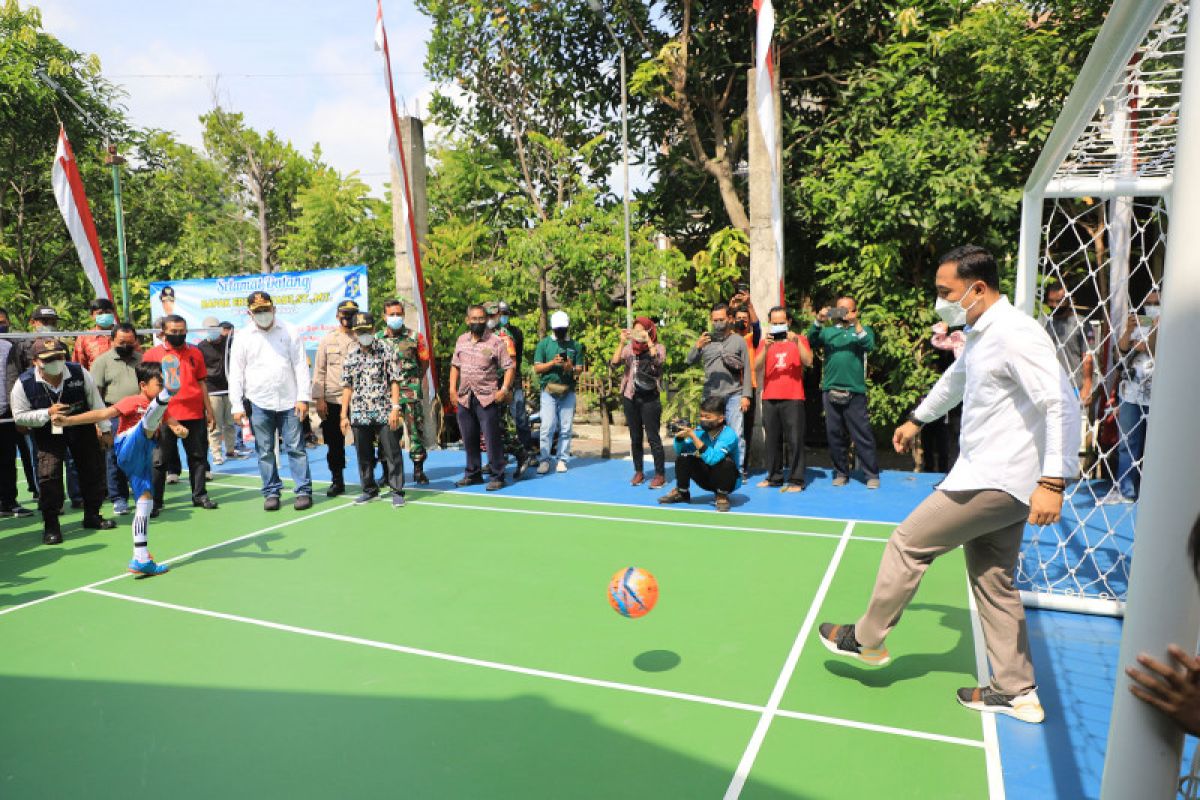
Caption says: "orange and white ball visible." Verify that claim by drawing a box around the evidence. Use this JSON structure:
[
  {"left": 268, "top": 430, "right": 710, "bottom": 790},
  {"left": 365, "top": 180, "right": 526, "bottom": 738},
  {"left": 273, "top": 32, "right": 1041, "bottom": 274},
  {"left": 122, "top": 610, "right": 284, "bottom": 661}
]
[{"left": 608, "top": 567, "right": 659, "bottom": 618}]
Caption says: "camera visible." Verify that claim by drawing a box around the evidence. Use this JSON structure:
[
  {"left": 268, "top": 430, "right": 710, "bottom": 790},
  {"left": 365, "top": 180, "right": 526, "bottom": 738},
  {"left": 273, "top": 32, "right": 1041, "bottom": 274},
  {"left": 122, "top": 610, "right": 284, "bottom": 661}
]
[
  {"left": 828, "top": 306, "right": 848, "bottom": 323},
  {"left": 667, "top": 418, "right": 694, "bottom": 438}
]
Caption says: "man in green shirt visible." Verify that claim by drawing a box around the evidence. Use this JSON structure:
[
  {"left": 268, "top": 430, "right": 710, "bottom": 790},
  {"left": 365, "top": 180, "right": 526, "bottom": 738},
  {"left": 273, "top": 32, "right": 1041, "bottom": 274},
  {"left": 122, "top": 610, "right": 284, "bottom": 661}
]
[
  {"left": 806, "top": 296, "right": 880, "bottom": 488},
  {"left": 533, "top": 310, "right": 585, "bottom": 474},
  {"left": 90, "top": 323, "right": 143, "bottom": 514}
]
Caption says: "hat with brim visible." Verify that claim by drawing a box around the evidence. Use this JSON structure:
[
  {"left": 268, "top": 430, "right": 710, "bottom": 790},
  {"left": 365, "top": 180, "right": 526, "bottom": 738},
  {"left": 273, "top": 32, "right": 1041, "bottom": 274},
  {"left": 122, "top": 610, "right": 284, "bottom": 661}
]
[
  {"left": 351, "top": 312, "right": 376, "bottom": 332},
  {"left": 31, "top": 306, "right": 58, "bottom": 321},
  {"left": 247, "top": 291, "right": 274, "bottom": 311},
  {"left": 202, "top": 316, "right": 220, "bottom": 328},
  {"left": 32, "top": 338, "right": 67, "bottom": 360},
  {"left": 337, "top": 300, "right": 360, "bottom": 315}
]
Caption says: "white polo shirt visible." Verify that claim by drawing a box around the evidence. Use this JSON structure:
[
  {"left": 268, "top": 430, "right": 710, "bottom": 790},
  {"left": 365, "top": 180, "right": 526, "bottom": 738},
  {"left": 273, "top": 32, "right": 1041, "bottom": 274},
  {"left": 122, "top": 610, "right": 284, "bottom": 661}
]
[{"left": 914, "top": 296, "right": 1080, "bottom": 503}]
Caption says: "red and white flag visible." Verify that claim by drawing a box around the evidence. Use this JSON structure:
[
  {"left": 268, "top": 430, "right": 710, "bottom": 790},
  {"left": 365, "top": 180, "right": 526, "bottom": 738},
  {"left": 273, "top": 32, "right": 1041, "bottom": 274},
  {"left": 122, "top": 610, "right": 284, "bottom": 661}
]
[
  {"left": 754, "top": 0, "right": 784, "bottom": 303},
  {"left": 52, "top": 125, "right": 112, "bottom": 301},
  {"left": 375, "top": 0, "right": 437, "bottom": 396}
]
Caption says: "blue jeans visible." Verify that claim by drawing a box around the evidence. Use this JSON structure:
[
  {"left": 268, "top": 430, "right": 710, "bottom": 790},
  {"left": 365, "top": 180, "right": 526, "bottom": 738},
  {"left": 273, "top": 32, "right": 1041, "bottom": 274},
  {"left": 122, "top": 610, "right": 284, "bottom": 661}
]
[
  {"left": 539, "top": 389, "right": 577, "bottom": 464},
  {"left": 249, "top": 402, "right": 312, "bottom": 498},
  {"left": 722, "top": 393, "right": 745, "bottom": 470},
  {"left": 1116, "top": 401, "right": 1148, "bottom": 499},
  {"left": 105, "top": 445, "right": 129, "bottom": 502}
]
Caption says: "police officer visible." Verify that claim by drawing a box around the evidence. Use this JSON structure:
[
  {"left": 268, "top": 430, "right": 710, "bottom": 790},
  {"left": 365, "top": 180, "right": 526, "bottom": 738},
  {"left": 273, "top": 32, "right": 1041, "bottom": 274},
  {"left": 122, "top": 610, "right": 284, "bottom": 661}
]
[
  {"left": 9, "top": 339, "right": 114, "bottom": 543},
  {"left": 377, "top": 298, "right": 431, "bottom": 485},
  {"left": 312, "top": 299, "right": 359, "bottom": 496}
]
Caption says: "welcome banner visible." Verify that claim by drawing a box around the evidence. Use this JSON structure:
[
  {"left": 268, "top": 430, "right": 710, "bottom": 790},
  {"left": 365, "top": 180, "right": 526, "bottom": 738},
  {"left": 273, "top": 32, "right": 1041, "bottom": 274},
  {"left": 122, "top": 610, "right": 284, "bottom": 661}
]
[{"left": 150, "top": 265, "right": 368, "bottom": 351}]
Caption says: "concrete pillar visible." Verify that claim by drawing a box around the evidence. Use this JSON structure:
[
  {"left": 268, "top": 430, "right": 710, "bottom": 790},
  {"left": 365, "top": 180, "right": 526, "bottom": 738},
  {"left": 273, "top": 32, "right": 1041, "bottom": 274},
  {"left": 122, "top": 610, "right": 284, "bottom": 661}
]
[{"left": 389, "top": 114, "right": 438, "bottom": 447}]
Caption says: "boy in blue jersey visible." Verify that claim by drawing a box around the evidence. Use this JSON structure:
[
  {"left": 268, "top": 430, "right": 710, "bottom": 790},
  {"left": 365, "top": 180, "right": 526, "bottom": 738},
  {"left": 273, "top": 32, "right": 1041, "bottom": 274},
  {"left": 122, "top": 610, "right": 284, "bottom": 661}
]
[
  {"left": 54, "top": 356, "right": 183, "bottom": 576},
  {"left": 659, "top": 395, "right": 742, "bottom": 512}
]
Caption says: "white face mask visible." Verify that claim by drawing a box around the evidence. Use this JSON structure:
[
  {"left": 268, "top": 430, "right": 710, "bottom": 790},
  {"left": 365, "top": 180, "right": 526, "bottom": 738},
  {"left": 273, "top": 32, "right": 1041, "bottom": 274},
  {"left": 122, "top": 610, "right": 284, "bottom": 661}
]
[
  {"left": 357, "top": 333, "right": 375, "bottom": 347},
  {"left": 1144, "top": 304, "right": 1161, "bottom": 319},
  {"left": 934, "top": 283, "right": 982, "bottom": 328},
  {"left": 769, "top": 323, "right": 788, "bottom": 336},
  {"left": 40, "top": 359, "right": 65, "bottom": 377},
  {"left": 253, "top": 311, "right": 275, "bottom": 329}
]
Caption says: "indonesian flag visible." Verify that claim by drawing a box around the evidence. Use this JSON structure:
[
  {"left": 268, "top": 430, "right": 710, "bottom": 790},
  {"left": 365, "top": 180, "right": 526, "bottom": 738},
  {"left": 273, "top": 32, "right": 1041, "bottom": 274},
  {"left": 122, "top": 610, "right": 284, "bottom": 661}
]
[
  {"left": 52, "top": 126, "right": 112, "bottom": 301},
  {"left": 375, "top": 0, "right": 437, "bottom": 397},
  {"left": 754, "top": 0, "right": 784, "bottom": 303}
]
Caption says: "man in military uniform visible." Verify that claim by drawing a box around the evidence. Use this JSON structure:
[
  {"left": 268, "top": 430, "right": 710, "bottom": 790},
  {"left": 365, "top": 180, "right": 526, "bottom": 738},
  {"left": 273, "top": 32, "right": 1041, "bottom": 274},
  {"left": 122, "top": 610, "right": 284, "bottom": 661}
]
[
  {"left": 377, "top": 298, "right": 431, "bottom": 485},
  {"left": 487, "top": 302, "right": 531, "bottom": 479}
]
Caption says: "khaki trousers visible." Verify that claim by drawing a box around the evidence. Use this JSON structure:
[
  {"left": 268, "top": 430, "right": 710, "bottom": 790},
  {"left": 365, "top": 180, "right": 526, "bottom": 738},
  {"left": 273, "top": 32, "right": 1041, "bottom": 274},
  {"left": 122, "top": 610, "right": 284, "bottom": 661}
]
[
  {"left": 208, "top": 394, "right": 236, "bottom": 457},
  {"left": 855, "top": 489, "right": 1036, "bottom": 695}
]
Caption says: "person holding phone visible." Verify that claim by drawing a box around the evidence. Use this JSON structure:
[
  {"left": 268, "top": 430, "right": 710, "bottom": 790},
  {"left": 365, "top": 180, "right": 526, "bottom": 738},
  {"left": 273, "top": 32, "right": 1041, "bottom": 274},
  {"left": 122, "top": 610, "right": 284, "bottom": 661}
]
[{"left": 534, "top": 311, "right": 586, "bottom": 474}]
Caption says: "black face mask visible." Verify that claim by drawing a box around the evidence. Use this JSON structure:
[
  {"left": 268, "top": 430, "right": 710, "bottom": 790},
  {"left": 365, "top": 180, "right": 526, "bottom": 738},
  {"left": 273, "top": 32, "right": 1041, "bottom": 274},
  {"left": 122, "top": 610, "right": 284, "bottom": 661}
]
[
  {"left": 115, "top": 344, "right": 135, "bottom": 358},
  {"left": 339, "top": 314, "right": 355, "bottom": 328},
  {"left": 165, "top": 333, "right": 186, "bottom": 347},
  {"left": 734, "top": 320, "right": 748, "bottom": 333},
  {"left": 553, "top": 328, "right": 568, "bottom": 340},
  {"left": 0, "top": 324, "right": 8, "bottom": 334},
  {"left": 699, "top": 419, "right": 723, "bottom": 432},
  {"left": 469, "top": 322, "right": 488, "bottom": 336}
]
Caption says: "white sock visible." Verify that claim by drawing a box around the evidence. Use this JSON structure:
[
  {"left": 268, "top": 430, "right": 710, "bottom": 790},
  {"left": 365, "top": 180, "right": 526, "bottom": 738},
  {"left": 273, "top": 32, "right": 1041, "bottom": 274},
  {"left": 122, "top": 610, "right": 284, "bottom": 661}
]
[
  {"left": 142, "top": 392, "right": 170, "bottom": 436},
  {"left": 133, "top": 497, "right": 153, "bottom": 562}
]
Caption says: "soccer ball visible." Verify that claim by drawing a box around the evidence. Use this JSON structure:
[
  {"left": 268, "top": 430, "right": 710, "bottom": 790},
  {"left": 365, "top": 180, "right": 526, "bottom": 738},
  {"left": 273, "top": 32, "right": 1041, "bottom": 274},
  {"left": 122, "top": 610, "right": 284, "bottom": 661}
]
[{"left": 608, "top": 567, "right": 658, "bottom": 618}]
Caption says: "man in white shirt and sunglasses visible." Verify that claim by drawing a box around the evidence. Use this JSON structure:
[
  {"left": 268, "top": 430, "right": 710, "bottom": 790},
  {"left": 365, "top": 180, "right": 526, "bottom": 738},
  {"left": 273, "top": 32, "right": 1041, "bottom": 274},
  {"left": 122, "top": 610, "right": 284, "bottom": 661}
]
[{"left": 818, "top": 245, "right": 1079, "bottom": 725}]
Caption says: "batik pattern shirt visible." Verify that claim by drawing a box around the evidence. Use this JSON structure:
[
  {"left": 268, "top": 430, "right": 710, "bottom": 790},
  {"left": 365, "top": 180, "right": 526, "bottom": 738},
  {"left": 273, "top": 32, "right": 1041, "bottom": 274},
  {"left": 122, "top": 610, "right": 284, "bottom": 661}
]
[{"left": 341, "top": 341, "right": 399, "bottom": 425}]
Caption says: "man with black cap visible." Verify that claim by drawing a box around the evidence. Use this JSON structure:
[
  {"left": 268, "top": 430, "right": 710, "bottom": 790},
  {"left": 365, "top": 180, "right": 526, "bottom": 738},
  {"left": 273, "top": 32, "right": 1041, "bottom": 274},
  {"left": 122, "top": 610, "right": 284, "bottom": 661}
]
[
  {"left": 311, "top": 299, "right": 359, "bottom": 495},
  {"left": 73, "top": 297, "right": 118, "bottom": 370},
  {"left": 340, "top": 312, "right": 406, "bottom": 507},
  {"left": 228, "top": 291, "right": 314, "bottom": 511},
  {"left": 9, "top": 338, "right": 114, "bottom": 543}
]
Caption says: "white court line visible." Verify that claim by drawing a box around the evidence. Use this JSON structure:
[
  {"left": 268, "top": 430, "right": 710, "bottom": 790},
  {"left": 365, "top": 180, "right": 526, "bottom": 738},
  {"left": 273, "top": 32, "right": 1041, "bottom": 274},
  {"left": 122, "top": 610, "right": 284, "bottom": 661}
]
[
  {"left": 722, "top": 520, "right": 857, "bottom": 799},
  {"left": 203, "top": 480, "right": 890, "bottom": 544},
  {"left": 967, "top": 581, "right": 1007, "bottom": 800},
  {"left": 81, "top": 585, "right": 983, "bottom": 753},
  {"left": 0, "top": 500, "right": 357, "bottom": 618}
]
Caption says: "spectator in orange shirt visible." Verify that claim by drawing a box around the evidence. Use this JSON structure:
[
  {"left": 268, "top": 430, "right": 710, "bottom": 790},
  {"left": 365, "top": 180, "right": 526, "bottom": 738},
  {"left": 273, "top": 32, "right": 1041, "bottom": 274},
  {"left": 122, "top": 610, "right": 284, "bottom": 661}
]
[{"left": 72, "top": 297, "right": 118, "bottom": 370}]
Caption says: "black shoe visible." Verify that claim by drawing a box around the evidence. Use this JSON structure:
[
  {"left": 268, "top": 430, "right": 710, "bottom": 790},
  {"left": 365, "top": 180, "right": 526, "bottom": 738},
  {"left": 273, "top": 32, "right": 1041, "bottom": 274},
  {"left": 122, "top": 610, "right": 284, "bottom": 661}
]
[
  {"left": 264, "top": 496, "right": 281, "bottom": 512},
  {"left": 70, "top": 499, "right": 85, "bottom": 510},
  {"left": 42, "top": 524, "right": 63, "bottom": 545},
  {"left": 326, "top": 482, "right": 346, "bottom": 498},
  {"left": 486, "top": 477, "right": 504, "bottom": 492},
  {"left": 193, "top": 498, "right": 219, "bottom": 510},
  {"left": 455, "top": 475, "right": 484, "bottom": 488},
  {"left": 0, "top": 504, "right": 33, "bottom": 518},
  {"left": 294, "top": 495, "right": 313, "bottom": 511},
  {"left": 413, "top": 467, "right": 429, "bottom": 486},
  {"left": 150, "top": 506, "right": 162, "bottom": 519},
  {"left": 82, "top": 515, "right": 116, "bottom": 530}
]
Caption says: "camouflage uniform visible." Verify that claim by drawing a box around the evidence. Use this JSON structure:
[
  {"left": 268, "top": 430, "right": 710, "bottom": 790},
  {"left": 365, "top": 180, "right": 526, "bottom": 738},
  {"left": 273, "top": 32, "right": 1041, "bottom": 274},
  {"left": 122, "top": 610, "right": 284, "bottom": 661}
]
[{"left": 377, "top": 327, "right": 430, "bottom": 473}]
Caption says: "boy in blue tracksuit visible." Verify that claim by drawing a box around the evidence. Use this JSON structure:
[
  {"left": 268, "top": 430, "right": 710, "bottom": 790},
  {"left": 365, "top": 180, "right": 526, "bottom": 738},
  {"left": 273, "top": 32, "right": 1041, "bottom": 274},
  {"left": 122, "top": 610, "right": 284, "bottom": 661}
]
[{"left": 659, "top": 395, "right": 742, "bottom": 512}]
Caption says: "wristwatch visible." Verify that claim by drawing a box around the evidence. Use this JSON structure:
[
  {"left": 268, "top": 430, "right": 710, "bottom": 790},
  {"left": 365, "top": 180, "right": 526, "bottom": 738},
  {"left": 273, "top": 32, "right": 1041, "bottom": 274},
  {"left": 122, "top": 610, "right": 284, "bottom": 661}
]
[{"left": 906, "top": 411, "right": 925, "bottom": 428}]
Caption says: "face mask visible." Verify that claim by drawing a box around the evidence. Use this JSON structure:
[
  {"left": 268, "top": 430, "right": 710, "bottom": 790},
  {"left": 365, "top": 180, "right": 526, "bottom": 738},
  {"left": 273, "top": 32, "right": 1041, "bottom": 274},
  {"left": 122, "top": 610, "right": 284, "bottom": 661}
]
[
  {"left": 0, "top": 324, "right": 8, "bottom": 334},
  {"left": 469, "top": 322, "right": 487, "bottom": 336},
  {"left": 357, "top": 333, "right": 375, "bottom": 347},
  {"left": 115, "top": 344, "right": 135, "bottom": 358},
  {"left": 37, "top": 323, "right": 56, "bottom": 333},
  {"left": 734, "top": 320, "right": 748, "bottom": 332},
  {"left": 712, "top": 321, "right": 728, "bottom": 334},
  {"left": 1144, "top": 304, "right": 1161, "bottom": 319},
  {"left": 934, "top": 283, "right": 982, "bottom": 328},
  {"left": 40, "top": 359, "right": 65, "bottom": 377},
  {"left": 253, "top": 311, "right": 274, "bottom": 329},
  {"left": 499, "top": 315, "right": 509, "bottom": 326},
  {"left": 699, "top": 418, "right": 722, "bottom": 432},
  {"left": 165, "top": 333, "right": 187, "bottom": 347},
  {"left": 769, "top": 323, "right": 788, "bottom": 338},
  {"left": 386, "top": 315, "right": 405, "bottom": 331},
  {"left": 553, "top": 328, "right": 568, "bottom": 340},
  {"left": 339, "top": 314, "right": 354, "bottom": 328},
  {"left": 95, "top": 313, "right": 115, "bottom": 328},
  {"left": 486, "top": 319, "right": 498, "bottom": 330},
  {"left": 207, "top": 330, "right": 222, "bottom": 342}
]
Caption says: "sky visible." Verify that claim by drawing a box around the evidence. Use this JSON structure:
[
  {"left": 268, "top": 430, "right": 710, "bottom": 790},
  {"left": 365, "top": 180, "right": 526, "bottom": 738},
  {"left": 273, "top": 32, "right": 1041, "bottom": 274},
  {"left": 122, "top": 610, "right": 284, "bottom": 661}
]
[{"left": 30, "top": 0, "right": 439, "bottom": 197}]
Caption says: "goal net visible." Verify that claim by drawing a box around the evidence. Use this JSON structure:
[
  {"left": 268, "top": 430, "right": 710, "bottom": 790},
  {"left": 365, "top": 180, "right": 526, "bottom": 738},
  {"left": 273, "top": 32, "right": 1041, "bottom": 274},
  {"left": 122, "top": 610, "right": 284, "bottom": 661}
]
[{"left": 1014, "top": 0, "right": 1188, "bottom": 616}]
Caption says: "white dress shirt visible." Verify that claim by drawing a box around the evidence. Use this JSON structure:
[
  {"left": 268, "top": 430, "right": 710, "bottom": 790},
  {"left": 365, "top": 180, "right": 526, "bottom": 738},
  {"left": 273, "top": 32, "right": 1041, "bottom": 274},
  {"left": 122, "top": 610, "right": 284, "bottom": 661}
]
[
  {"left": 914, "top": 296, "right": 1080, "bottom": 503},
  {"left": 227, "top": 321, "right": 311, "bottom": 412}
]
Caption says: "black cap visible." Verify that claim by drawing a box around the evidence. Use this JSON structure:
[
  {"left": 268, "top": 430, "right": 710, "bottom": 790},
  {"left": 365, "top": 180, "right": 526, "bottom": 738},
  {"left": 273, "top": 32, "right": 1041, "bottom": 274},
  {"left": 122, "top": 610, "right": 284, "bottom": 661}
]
[
  {"left": 247, "top": 291, "right": 273, "bottom": 311},
  {"left": 337, "top": 299, "right": 360, "bottom": 315},
  {"left": 219, "top": 321, "right": 234, "bottom": 330},
  {"left": 351, "top": 312, "right": 376, "bottom": 332},
  {"left": 89, "top": 297, "right": 116, "bottom": 312},
  {"left": 31, "top": 305, "right": 58, "bottom": 321},
  {"left": 32, "top": 338, "right": 67, "bottom": 359},
  {"left": 159, "top": 286, "right": 175, "bottom": 299}
]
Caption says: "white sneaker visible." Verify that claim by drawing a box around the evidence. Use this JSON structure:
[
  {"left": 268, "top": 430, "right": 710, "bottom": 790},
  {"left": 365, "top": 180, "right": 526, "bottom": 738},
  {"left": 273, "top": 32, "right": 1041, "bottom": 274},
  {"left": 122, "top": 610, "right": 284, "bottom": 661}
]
[
  {"left": 556, "top": 461, "right": 568, "bottom": 473},
  {"left": 956, "top": 687, "right": 1044, "bottom": 724},
  {"left": 166, "top": 473, "right": 180, "bottom": 485},
  {"left": 536, "top": 461, "right": 551, "bottom": 475}
]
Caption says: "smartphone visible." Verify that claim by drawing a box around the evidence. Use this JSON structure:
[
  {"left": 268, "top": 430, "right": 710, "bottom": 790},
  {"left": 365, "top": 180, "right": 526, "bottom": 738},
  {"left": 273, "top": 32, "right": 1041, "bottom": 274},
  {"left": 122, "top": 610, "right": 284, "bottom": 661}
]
[{"left": 736, "top": 282, "right": 750, "bottom": 294}]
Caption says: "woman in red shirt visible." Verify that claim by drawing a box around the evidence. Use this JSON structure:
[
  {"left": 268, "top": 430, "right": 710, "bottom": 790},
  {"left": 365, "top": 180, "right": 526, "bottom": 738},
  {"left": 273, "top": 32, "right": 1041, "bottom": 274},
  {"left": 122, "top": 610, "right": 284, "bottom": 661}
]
[{"left": 754, "top": 306, "right": 813, "bottom": 491}]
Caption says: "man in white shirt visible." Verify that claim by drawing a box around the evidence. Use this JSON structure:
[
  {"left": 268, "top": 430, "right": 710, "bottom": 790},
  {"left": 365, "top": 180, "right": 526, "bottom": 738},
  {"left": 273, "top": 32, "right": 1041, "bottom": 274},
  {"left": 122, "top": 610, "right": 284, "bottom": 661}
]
[
  {"left": 228, "top": 291, "right": 313, "bottom": 511},
  {"left": 818, "top": 245, "right": 1080, "bottom": 725}
]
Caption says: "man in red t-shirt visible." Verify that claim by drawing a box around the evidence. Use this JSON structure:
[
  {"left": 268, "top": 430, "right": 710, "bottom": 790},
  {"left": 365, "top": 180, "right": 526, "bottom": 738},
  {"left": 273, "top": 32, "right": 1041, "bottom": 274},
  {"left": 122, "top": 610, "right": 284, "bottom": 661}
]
[
  {"left": 142, "top": 315, "right": 218, "bottom": 513},
  {"left": 755, "top": 306, "right": 813, "bottom": 491}
]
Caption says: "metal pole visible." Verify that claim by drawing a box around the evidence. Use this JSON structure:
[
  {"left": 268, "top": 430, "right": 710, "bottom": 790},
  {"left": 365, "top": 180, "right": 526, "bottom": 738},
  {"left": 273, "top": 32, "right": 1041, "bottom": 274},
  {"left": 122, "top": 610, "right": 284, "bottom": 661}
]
[
  {"left": 106, "top": 147, "right": 130, "bottom": 321},
  {"left": 620, "top": 46, "right": 632, "bottom": 330},
  {"left": 1100, "top": 15, "right": 1200, "bottom": 800}
]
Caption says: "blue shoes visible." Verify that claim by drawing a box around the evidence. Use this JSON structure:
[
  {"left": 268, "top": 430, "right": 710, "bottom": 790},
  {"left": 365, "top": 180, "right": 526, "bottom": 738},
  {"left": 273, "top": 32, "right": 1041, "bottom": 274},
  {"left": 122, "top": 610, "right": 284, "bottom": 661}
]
[{"left": 128, "top": 557, "right": 170, "bottom": 577}]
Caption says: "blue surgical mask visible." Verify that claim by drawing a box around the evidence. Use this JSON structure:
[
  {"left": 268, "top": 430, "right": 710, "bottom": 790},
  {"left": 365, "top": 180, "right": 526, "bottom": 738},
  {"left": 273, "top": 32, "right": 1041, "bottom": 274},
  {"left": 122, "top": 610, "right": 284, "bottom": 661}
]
[
  {"left": 499, "top": 315, "right": 509, "bottom": 326},
  {"left": 386, "top": 315, "right": 405, "bottom": 331},
  {"left": 95, "top": 313, "right": 115, "bottom": 328},
  {"left": 207, "top": 329, "right": 222, "bottom": 341}
]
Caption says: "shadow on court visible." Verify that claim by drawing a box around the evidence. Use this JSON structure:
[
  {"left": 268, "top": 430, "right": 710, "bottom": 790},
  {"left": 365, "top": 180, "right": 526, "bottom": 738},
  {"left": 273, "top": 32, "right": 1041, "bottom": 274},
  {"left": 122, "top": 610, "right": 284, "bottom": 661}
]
[
  {"left": 0, "top": 675, "right": 807, "bottom": 799},
  {"left": 820, "top": 603, "right": 974, "bottom": 688}
]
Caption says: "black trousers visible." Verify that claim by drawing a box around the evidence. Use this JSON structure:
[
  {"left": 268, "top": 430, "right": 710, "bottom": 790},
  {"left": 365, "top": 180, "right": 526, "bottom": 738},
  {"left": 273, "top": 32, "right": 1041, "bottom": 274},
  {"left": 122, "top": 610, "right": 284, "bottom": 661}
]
[
  {"left": 457, "top": 395, "right": 504, "bottom": 479},
  {"left": 742, "top": 388, "right": 757, "bottom": 472},
  {"left": 921, "top": 406, "right": 962, "bottom": 473},
  {"left": 33, "top": 428, "right": 104, "bottom": 521},
  {"left": 320, "top": 402, "right": 347, "bottom": 482},
  {"left": 16, "top": 429, "right": 36, "bottom": 492},
  {"left": 623, "top": 391, "right": 665, "bottom": 475},
  {"left": 154, "top": 418, "right": 210, "bottom": 506},
  {"left": 0, "top": 417, "right": 18, "bottom": 507},
  {"left": 352, "top": 423, "right": 404, "bottom": 495},
  {"left": 763, "top": 398, "right": 806, "bottom": 485},
  {"left": 676, "top": 453, "right": 738, "bottom": 495},
  {"left": 822, "top": 390, "right": 879, "bottom": 480}
]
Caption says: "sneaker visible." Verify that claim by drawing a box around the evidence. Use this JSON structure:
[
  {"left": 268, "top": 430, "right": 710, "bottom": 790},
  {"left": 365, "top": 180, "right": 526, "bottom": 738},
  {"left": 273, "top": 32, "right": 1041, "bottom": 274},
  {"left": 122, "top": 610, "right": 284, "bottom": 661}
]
[
  {"left": 232, "top": 448, "right": 253, "bottom": 459},
  {"left": 832, "top": 475, "right": 849, "bottom": 487},
  {"left": 128, "top": 557, "right": 169, "bottom": 577},
  {"left": 455, "top": 474, "right": 484, "bottom": 488},
  {"left": 649, "top": 474, "right": 666, "bottom": 490},
  {"left": 715, "top": 493, "right": 731, "bottom": 512},
  {"left": 867, "top": 478, "right": 881, "bottom": 490},
  {"left": 556, "top": 461, "right": 568, "bottom": 473},
  {"left": 757, "top": 479, "right": 782, "bottom": 488},
  {"left": 0, "top": 503, "right": 34, "bottom": 518},
  {"left": 956, "top": 686, "right": 1044, "bottom": 724},
  {"left": 536, "top": 460, "right": 551, "bottom": 475},
  {"left": 354, "top": 491, "right": 380, "bottom": 505},
  {"left": 816, "top": 623, "right": 891, "bottom": 666},
  {"left": 112, "top": 497, "right": 129, "bottom": 515},
  {"left": 630, "top": 472, "right": 645, "bottom": 487},
  {"left": 781, "top": 483, "right": 805, "bottom": 493},
  {"left": 166, "top": 473, "right": 180, "bottom": 485},
  {"left": 1098, "top": 489, "right": 1134, "bottom": 505},
  {"left": 392, "top": 494, "right": 406, "bottom": 509},
  {"left": 161, "top": 353, "right": 182, "bottom": 395},
  {"left": 82, "top": 515, "right": 116, "bottom": 530},
  {"left": 658, "top": 488, "right": 691, "bottom": 505}
]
